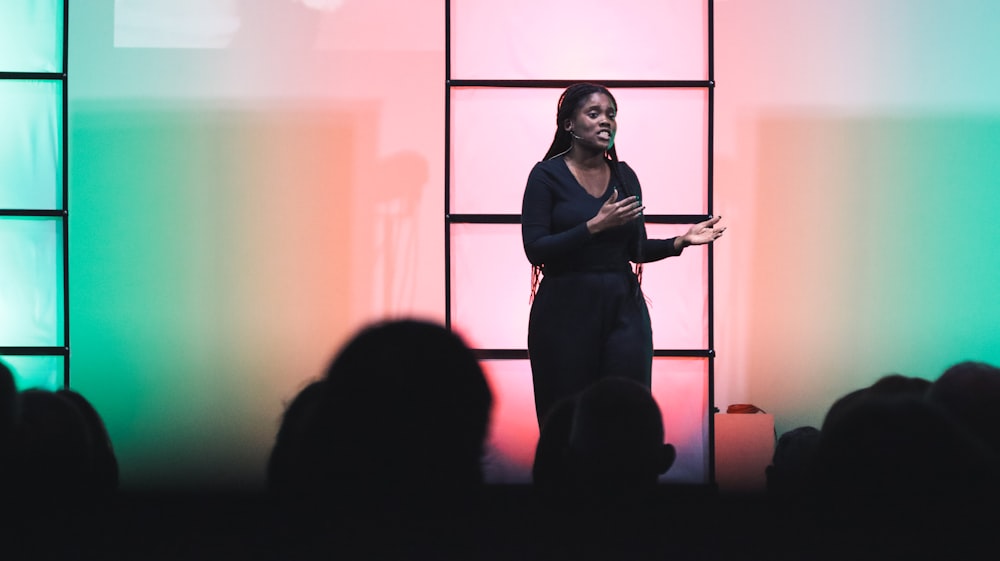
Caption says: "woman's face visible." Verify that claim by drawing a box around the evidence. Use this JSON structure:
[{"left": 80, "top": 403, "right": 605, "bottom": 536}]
[{"left": 566, "top": 92, "right": 617, "bottom": 150}]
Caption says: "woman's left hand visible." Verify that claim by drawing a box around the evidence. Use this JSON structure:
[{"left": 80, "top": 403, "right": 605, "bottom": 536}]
[{"left": 681, "top": 216, "right": 726, "bottom": 247}]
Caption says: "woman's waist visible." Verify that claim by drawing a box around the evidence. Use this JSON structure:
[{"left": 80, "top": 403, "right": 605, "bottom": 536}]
[{"left": 540, "top": 262, "right": 634, "bottom": 276}]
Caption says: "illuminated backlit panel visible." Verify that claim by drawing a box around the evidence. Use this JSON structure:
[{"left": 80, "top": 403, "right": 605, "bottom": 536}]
[
  {"left": 0, "top": 0, "right": 64, "bottom": 72},
  {"left": 0, "top": 80, "right": 63, "bottom": 209},
  {"left": 1, "top": 356, "right": 63, "bottom": 392},
  {"left": 450, "top": 87, "right": 708, "bottom": 215},
  {"left": 477, "top": 358, "right": 709, "bottom": 484},
  {"left": 480, "top": 360, "right": 537, "bottom": 483},
  {"left": 644, "top": 224, "right": 709, "bottom": 351},
  {"left": 450, "top": 224, "right": 707, "bottom": 351},
  {"left": 450, "top": 224, "right": 531, "bottom": 350},
  {"left": 0, "top": 219, "right": 63, "bottom": 347},
  {"left": 450, "top": 0, "right": 708, "bottom": 81},
  {"left": 652, "top": 357, "right": 708, "bottom": 484}
]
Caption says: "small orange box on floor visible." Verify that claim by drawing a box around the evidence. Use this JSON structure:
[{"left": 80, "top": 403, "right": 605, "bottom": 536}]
[{"left": 714, "top": 410, "right": 775, "bottom": 495}]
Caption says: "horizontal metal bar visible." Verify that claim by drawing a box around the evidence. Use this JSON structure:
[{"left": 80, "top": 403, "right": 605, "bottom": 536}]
[
  {"left": 473, "top": 349, "right": 529, "bottom": 360},
  {"left": 0, "top": 346, "right": 69, "bottom": 357},
  {"left": 448, "top": 214, "right": 519, "bottom": 224},
  {"left": 654, "top": 349, "right": 715, "bottom": 358},
  {"left": 0, "top": 71, "right": 65, "bottom": 81},
  {"left": 447, "top": 214, "right": 713, "bottom": 225},
  {"left": 449, "top": 79, "right": 713, "bottom": 89},
  {"left": 0, "top": 209, "right": 66, "bottom": 217},
  {"left": 471, "top": 349, "right": 714, "bottom": 360}
]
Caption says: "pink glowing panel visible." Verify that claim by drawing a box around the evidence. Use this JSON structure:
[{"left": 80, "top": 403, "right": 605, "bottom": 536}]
[
  {"left": 450, "top": 87, "right": 708, "bottom": 215},
  {"left": 477, "top": 358, "right": 709, "bottom": 485},
  {"left": 480, "top": 360, "right": 538, "bottom": 484},
  {"left": 449, "top": 224, "right": 707, "bottom": 351},
  {"left": 644, "top": 224, "right": 709, "bottom": 351},
  {"left": 450, "top": 224, "right": 532, "bottom": 350},
  {"left": 652, "top": 357, "right": 709, "bottom": 484},
  {"left": 450, "top": 0, "right": 708, "bottom": 80}
]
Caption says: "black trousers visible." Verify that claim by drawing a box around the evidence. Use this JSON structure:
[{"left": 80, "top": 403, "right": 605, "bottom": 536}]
[{"left": 527, "top": 271, "right": 653, "bottom": 427}]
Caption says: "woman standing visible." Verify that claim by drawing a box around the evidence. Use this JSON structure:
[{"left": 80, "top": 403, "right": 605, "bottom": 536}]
[{"left": 521, "top": 83, "right": 724, "bottom": 427}]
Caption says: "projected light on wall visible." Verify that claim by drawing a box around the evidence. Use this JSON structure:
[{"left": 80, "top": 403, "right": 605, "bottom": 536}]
[{"left": 113, "top": 0, "right": 347, "bottom": 49}]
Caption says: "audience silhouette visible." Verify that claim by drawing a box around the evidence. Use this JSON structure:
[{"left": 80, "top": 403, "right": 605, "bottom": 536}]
[
  {"left": 266, "top": 377, "right": 326, "bottom": 506},
  {"left": 0, "top": 365, "right": 121, "bottom": 559},
  {"left": 765, "top": 424, "right": 820, "bottom": 509},
  {"left": 267, "top": 318, "right": 494, "bottom": 558},
  {"left": 0, "top": 360, "right": 16, "bottom": 465},
  {"left": 774, "top": 372, "right": 1000, "bottom": 560},
  {"left": 57, "top": 388, "right": 120, "bottom": 500},
  {"left": 926, "top": 360, "right": 1000, "bottom": 454},
  {"left": 6, "top": 342, "right": 1000, "bottom": 559},
  {"left": 534, "top": 377, "right": 675, "bottom": 510}
]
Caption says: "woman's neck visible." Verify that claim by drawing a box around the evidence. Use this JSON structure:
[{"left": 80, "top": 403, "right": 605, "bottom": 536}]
[{"left": 564, "top": 147, "right": 607, "bottom": 170}]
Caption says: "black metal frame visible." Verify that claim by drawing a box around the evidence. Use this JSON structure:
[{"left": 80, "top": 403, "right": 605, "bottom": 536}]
[
  {"left": 444, "top": 0, "right": 716, "bottom": 486},
  {"left": 0, "top": 1, "right": 70, "bottom": 387}
]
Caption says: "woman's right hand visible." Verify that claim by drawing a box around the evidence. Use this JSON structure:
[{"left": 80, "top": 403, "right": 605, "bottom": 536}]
[{"left": 587, "top": 189, "right": 644, "bottom": 234}]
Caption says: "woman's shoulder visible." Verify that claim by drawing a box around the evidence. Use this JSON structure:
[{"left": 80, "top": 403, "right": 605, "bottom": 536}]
[
  {"left": 528, "top": 157, "right": 568, "bottom": 181},
  {"left": 534, "top": 157, "right": 567, "bottom": 172}
]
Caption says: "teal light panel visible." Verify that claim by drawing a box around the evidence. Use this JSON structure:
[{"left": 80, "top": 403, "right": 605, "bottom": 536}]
[
  {"left": 0, "top": 218, "right": 64, "bottom": 347},
  {"left": 0, "top": 0, "right": 64, "bottom": 72},
  {"left": 1, "top": 356, "right": 63, "bottom": 391},
  {"left": 0, "top": 80, "right": 63, "bottom": 210}
]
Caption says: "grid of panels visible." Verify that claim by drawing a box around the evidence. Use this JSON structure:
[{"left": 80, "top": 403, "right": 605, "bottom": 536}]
[
  {"left": 446, "top": 0, "right": 715, "bottom": 484},
  {"left": 0, "top": 1, "right": 69, "bottom": 390}
]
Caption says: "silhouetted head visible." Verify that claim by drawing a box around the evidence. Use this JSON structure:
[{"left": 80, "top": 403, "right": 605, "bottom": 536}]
[
  {"left": 275, "top": 319, "right": 493, "bottom": 515},
  {"left": 267, "top": 378, "right": 326, "bottom": 495},
  {"left": 567, "top": 377, "right": 675, "bottom": 506},
  {"left": 56, "top": 388, "right": 119, "bottom": 498},
  {"left": 766, "top": 425, "right": 821, "bottom": 506},
  {"left": 0, "top": 360, "right": 16, "bottom": 448},
  {"left": 822, "top": 374, "right": 929, "bottom": 432},
  {"left": 926, "top": 361, "right": 1000, "bottom": 453},
  {"left": 7, "top": 389, "right": 95, "bottom": 509},
  {"left": 867, "top": 373, "right": 931, "bottom": 396},
  {"left": 816, "top": 387, "right": 1000, "bottom": 534}
]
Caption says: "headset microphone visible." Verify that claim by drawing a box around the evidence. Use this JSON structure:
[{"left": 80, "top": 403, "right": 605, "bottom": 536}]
[{"left": 570, "top": 131, "right": 583, "bottom": 140}]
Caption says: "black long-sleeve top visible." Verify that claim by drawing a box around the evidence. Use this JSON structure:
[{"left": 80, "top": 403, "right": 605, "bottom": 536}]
[{"left": 521, "top": 157, "right": 683, "bottom": 275}]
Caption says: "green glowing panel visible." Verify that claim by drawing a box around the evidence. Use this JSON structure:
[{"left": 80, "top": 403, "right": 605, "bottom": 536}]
[
  {"left": 1, "top": 356, "right": 63, "bottom": 391},
  {"left": 0, "top": 80, "right": 63, "bottom": 210},
  {"left": 0, "top": 0, "right": 64, "bottom": 73},
  {"left": 0, "top": 218, "right": 64, "bottom": 347}
]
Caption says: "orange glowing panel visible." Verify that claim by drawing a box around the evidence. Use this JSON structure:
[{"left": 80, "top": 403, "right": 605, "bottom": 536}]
[
  {"left": 478, "top": 358, "right": 709, "bottom": 484},
  {"left": 652, "top": 357, "right": 709, "bottom": 484},
  {"left": 480, "top": 360, "right": 538, "bottom": 484}
]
